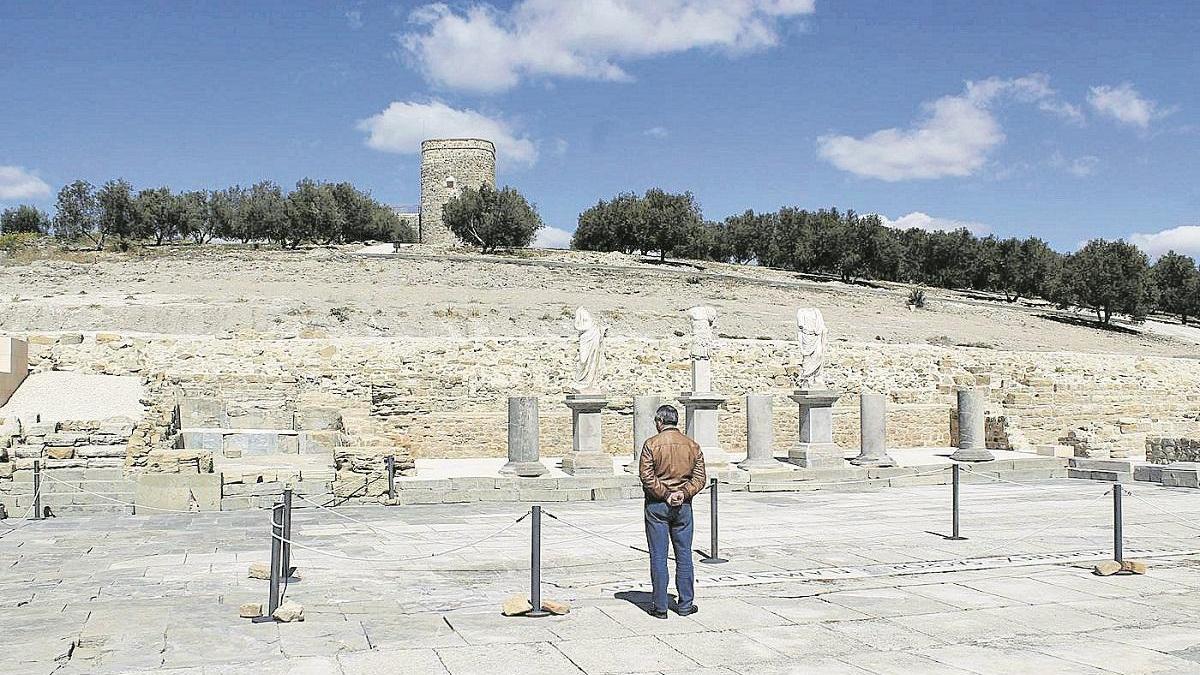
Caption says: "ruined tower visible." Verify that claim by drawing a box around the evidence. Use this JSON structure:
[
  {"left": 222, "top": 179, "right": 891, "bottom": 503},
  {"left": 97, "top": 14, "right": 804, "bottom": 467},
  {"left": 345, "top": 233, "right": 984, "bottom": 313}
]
[{"left": 419, "top": 138, "right": 497, "bottom": 246}]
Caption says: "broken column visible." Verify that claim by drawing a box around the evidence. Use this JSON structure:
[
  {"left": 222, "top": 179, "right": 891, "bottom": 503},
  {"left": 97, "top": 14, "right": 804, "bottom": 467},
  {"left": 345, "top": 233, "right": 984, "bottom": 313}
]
[
  {"left": 561, "top": 394, "right": 612, "bottom": 475},
  {"left": 850, "top": 393, "right": 896, "bottom": 467},
  {"left": 738, "top": 394, "right": 783, "bottom": 471},
  {"left": 500, "top": 396, "right": 548, "bottom": 477},
  {"left": 626, "top": 395, "right": 661, "bottom": 473},
  {"left": 950, "top": 387, "right": 994, "bottom": 462}
]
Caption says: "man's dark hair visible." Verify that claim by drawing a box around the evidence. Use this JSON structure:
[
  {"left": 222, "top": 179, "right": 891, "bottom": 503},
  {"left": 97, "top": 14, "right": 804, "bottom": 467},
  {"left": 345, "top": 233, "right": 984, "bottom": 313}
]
[{"left": 654, "top": 404, "right": 679, "bottom": 427}]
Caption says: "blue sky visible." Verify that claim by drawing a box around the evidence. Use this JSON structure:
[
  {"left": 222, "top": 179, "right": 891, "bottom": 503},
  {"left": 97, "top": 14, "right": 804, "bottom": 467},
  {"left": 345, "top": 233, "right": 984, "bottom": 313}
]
[{"left": 1, "top": 1, "right": 1197, "bottom": 254}]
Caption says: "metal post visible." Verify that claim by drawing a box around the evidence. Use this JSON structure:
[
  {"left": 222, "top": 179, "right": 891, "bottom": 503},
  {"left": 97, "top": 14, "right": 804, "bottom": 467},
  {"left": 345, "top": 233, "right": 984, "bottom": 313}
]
[
  {"left": 281, "top": 488, "right": 293, "bottom": 580},
  {"left": 386, "top": 455, "right": 396, "bottom": 501},
  {"left": 701, "top": 478, "right": 727, "bottom": 564},
  {"left": 32, "top": 460, "right": 42, "bottom": 520},
  {"left": 946, "top": 464, "right": 966, "bottom": 540},
  {"left": 1113, "top": 487, "right": 1124, "bottom": 564},
  {"left": 528, "top": 505, "right": 550, "bottom": 617},
  {"left": 268, "top": 503, "right": 283, "bottom": 618}
]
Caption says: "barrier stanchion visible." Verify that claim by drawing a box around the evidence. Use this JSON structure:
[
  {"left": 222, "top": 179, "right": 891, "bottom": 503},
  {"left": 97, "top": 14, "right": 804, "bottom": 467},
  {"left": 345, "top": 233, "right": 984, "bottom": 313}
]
[
  {"left": 946, "top": 464, "right": 966, "bottom": 540},
  {"left": 528, "top": 505, "right": 549, "bottom": 618},
  {"left": 281, "top": 487, "right": 294, "bottom": 580},
  {"left": 701, "top": 478, "right": 727, "bottom": 564},
  {"left": 32, "top": 460, "right": 42, "bottom": 521},
  {"left": 386, "top": 455, "right": 396, "bottom": 501},
  {"left": 1113, "top": 486, "right": 1124, "bottom": 564},
  {"left": 254, "top": 503, "right": 284, "bottom": 623}
]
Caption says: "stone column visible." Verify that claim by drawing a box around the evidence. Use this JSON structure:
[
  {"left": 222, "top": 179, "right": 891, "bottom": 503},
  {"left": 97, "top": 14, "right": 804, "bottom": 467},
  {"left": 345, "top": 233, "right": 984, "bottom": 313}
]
[
  {"left": 500, "top": 396, "right": 547, "bottom": 477},
  {"left": 561, "top": 393, "right": 612, "bottom": 475},
  {"left": 787, "top": 390, "right": 845, "bottom": 468},
  {"left": 739, "top": 393, "right": 784, "bottom": 471},
  {"left": 850, "top": 393, "right": 896, "bottom": 467},
  {"left": 950, "top": 387, "right": 994, "bottom": 462},
  {"left": 626, "top": 395, "right": 661, "bottom": 473}
]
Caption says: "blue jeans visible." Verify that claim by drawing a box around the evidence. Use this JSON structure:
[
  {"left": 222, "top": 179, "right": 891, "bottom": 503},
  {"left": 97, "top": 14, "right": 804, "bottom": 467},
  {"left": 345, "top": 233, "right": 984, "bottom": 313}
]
[{"left": 644, "top": 500, "right": 695, "bottom": 613}]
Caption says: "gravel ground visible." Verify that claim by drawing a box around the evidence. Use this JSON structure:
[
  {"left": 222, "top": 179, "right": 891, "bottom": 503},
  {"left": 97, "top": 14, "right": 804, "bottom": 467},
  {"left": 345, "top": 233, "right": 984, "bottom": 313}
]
[{"left": 0, "top": 372, "right": 144, "bottom": 422}]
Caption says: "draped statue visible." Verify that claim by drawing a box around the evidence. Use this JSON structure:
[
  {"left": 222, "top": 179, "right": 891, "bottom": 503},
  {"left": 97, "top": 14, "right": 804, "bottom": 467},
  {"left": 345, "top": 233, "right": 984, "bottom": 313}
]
[
  {"left": 686, "top": 305, "right": 718, "bottom": 360},
  {"left": 572, "top": 307, "right": 606, "bottom": 394},
  {"left": 794, "top": 307, "right": 828, "bottom": 389}
]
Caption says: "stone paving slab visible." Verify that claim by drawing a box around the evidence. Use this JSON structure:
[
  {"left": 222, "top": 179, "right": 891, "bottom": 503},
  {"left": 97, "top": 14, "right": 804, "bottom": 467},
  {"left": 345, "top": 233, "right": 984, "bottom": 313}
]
[{"left": 2, "top": 478, "right": 1200, "bottom": 673}]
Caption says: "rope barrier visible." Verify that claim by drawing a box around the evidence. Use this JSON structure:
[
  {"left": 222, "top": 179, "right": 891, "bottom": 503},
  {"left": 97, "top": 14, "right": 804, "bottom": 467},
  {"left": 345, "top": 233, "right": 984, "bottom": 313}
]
[
  {"left": 958, "top": 466, "right": 1085, "bottom": 496},
  {"left": 292, "top": 492, "right": 435, "bottom": 541},
  {"left": 946, "top": 488, "right": 1113, "bottom": 560},
  {"left": 266, "top": 510, "right": 531, "bottom": 566},
  {"left": 736, "top": 465, "right": 950, "bottom": 489},
  {"left": 1123, "top": 489, "right": 1200, "bottom": 533},
  {"left": 39, "top": 473, "right": 197, "bottom": 513},
  {"left": 0, "top": 482, "right": 43, "bottom": 540}
]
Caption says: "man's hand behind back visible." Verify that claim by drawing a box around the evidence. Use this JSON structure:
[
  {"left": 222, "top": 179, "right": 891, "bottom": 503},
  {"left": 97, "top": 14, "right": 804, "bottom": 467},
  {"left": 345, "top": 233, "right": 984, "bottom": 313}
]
[{"left": 667, "top": 491, "right": 685, "bottom": 507}]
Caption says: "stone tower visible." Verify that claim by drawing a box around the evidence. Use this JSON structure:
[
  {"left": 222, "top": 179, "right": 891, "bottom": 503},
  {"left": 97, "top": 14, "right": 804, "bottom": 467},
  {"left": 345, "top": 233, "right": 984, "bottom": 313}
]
[{"left": 419, "top": 138, "right": 497, "bottom": 246}]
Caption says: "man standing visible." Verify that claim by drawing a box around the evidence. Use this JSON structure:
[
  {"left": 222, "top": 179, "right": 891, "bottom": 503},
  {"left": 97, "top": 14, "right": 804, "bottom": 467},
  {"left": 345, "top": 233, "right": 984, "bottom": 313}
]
[{"left": 638, "top": 404, "right": 706, "bottom": 619}]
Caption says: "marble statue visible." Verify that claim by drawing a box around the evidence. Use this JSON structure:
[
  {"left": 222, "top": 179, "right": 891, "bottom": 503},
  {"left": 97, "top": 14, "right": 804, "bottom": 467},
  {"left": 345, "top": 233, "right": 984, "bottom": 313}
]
[
  {"left": 686, "top": 305, "right": 718, "bottom": 360},
  {"left": 571, "top": 307, "right": 606, "bottom": 394},
  {"left": 794, "top": 307, "right": 828, "bottom": 389}
]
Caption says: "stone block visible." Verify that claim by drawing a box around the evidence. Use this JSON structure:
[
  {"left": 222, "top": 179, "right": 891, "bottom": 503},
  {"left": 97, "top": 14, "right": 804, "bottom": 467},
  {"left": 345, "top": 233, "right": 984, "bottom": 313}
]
[
  {"left": 299, "top": 431, "right": 339, "bottom": 454},
  {"left": 278, "top": 434, "right": 300, "bottom": 454},
  {"left": 45, "top": 446, "right": 74, "bottom": 460},
  {"left": 176, "top": 398, "right": 223, "bottom": 429},
  {"left": 272, "top": 601, "right": 304, "bottom": 623},
  {"left": 239, "top": 603, "right": 263, "bottom": 619},
  {"left": 248, "top": 562, "right": 271, "bottom": 579},
  {"left": 179, "top": 430, "right": 223, "bottom": 451},
  {"left": 294, "top": 408, "right": 341, "bottom": 431},
  {"left": 473, "top": 488, "right": 521, "bottom": 502},
  {"left": 518, "top": 488, "right": 592, "bottom": 502},
  {"left": 1161, "top": 462, "right": 1200, "bottom": 488},
  {"left": 592, "top": 486, "right": 641, "bottom": 500},
  {"left": 134, "top": 473, "right": 221, "bottom": 512},
  {"left": 439, "top": 490, "right": 477, "bottom": 504},
  {"left": 1133, "top": 464, "right": 1164, "bottom": 483},
  {"left": 24, "top": 421, "right": 57, "bottom": 436}
]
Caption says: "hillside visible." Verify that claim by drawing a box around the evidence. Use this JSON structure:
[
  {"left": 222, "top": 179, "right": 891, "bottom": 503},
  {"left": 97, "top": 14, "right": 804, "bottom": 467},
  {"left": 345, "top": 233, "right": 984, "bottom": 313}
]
[{"left": 2, "top": 244, "right": 1199, "bottom": 357}]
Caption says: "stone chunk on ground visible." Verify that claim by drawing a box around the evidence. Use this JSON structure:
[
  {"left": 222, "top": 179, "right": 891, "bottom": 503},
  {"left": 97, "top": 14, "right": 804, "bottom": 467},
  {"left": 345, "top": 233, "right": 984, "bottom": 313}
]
[
  {"left": 272, "top": 601, "right": 304, "bottom": 623},
  {"left": 248, "top": 562, "right": 271, "bottom": 580},
  {"left": 542, "top": 599, "right": 570, "bottom": 615},
  {"left": 501, "top": 595, "right": 569, "bottom": 616},
  {"left": 239, "top": 602, "right": 262, "bottom": 618}
]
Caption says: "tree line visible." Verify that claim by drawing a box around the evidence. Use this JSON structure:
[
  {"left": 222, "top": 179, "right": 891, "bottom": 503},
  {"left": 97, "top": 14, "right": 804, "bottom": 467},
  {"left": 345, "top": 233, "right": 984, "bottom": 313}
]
[
  {"left": 572, "top": 189, "right": 1193, "bottom": 326},
  {"left": 1, "top": 178, "right": 413, "bottom": 249}
]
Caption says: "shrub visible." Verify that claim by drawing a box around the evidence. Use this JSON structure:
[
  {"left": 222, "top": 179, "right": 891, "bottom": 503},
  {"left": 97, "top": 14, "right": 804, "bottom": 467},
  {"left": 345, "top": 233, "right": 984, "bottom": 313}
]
[{"left": 907, "top": 287, "right": 926, "bottom": 309}]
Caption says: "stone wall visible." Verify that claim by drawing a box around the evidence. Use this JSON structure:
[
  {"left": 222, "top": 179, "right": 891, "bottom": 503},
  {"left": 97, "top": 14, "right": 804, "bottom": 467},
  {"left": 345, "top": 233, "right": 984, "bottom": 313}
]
[
  {"left": 418, "top": 138, "right": 496, "bottom": 246},
  {"left": 18, "top": 331, "right": 1200, "bottom": 465}
]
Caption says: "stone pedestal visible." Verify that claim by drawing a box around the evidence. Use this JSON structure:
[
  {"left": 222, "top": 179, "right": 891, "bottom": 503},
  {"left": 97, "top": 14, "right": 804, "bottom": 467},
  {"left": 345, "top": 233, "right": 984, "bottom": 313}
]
[
  {"left": 561, "top": 394, "right": 612, "bottom": 475},
  {"left": 950, "top": 387, "right": 994, "bottom": 462},
  {"left": 739, "top": 394, "right": 786, "bottom": 471},
  {"left": 850, "top": 393, "right": 896, "bottom": 467},
  {"left": 787, "top": 390, "right": 845, "bottom": 468},
  {"left": 691, "top": 358, "right": 712, "bottom": 393},
  {"left": 679, "top": 391, "right": 731, "bottom": 469},
  {"left": 500, "top": 396, "right": 547, "bottom": 477},
  {"left": 626, "top": 395, "right": 661, "bottom": 473}
]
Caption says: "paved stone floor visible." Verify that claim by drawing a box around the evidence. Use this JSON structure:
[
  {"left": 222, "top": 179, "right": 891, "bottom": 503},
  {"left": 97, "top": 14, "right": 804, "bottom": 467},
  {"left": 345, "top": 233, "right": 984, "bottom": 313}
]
[{"left": 3, "top": 478, "right": 1200, "bottom": 674}]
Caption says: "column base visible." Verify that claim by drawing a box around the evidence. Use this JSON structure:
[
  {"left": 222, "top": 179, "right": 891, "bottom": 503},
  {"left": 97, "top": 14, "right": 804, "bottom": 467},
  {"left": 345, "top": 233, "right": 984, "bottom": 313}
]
[
  {"left": 949, "top": 448, "right": 995, "bottom": 462},
  {"left": 737, "top": 457, "right": 793, "bottom": 472},
  {"left": 788, "top": 442, "right": 845, "bottom": 469},
  {"left": 850, "top": 453, "right": 897, "bottom": 468},
  {"left": 499, "top": 460, "right": 548, "bottom": 477},
  {"left": 561, "top": 452, "right": 613, "bottom": 476}
]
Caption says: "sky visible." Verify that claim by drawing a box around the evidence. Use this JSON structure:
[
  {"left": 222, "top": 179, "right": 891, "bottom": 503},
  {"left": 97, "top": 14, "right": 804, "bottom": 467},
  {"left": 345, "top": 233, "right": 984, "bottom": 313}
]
[{"left": 1, "top": 0, "right": 1197, "bottom": 255}]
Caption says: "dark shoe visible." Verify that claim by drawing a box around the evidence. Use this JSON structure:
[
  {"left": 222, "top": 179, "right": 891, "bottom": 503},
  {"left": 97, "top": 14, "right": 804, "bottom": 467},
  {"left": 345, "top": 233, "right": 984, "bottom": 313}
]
[
  {"left": 649, "top": 609, "right": 669, "bottom": 619},
  {"left": 676, "top": 605, "right": 699, "bottom": 617}
]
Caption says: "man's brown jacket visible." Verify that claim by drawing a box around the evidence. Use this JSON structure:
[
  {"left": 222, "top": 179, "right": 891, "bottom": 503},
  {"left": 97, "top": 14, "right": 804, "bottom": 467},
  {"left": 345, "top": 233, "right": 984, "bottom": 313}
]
[{"left": 639, "top": 427, "right": 706, "bottom": 502}]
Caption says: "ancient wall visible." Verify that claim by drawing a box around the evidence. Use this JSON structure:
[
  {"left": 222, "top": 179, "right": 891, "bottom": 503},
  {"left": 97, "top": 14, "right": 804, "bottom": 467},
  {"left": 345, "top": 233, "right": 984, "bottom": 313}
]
[
  {"left": 418, "top": 138, "right": 496, "bottom": 246},
  {"left": 18, "top": 331, "right": 1200, "bottom": 465}
]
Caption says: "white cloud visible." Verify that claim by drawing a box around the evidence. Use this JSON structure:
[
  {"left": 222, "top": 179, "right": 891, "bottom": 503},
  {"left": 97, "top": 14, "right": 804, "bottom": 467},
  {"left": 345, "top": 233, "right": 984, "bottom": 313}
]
[
  {"left": 356, "top": 100, "right": 538, "bottom": 167},
  {"left": 345, "top": 9, "right": 363, "bottom": 29},
  {"left": 1129, "top": 225, "right": 1200, "bottom": 259},
  {"left": 818, "top": 74, "right": 1078, "bottom": 181},
  {"left": 1049, "top": 151, "right": 1100, "bottom": 177},
  {"left": 400, "top": 0, "right": 815, "bottom": 93},
  {"left": 878, "top": 211, "right": 991, "bottom": 236},
  {"left": 1088, "top": 83, "right": 1169, "bottom": 128},
  {"left": 534, "top": 226, "right": 573, "bottom": 249},
  {"left": 1038, "top": 100, "right": 1085, "bottom": 125},
  {"left": 643, "top": 126, "right": 669, "bottom": 138},
  {"left": 0, "top": 166, "right": 52, "bottom": 200}
]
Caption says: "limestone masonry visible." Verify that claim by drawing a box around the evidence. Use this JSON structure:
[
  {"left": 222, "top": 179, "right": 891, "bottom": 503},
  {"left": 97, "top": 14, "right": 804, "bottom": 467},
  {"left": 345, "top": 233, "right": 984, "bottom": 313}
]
[{"left": 418, "top": 138, "right": 497, "bottom": 246}]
